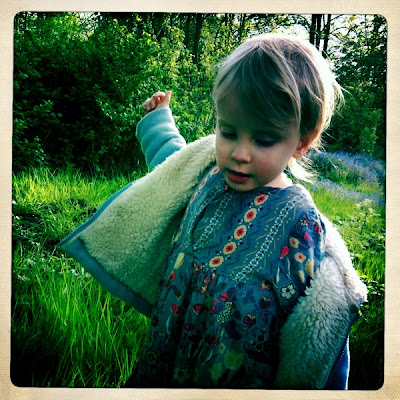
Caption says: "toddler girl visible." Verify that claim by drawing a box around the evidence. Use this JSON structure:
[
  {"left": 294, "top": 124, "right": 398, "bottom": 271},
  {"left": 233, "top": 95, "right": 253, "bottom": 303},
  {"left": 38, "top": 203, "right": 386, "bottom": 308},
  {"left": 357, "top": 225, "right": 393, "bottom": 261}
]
[{"left": 59, "top": 34, "right": 367, "bottom": 389}]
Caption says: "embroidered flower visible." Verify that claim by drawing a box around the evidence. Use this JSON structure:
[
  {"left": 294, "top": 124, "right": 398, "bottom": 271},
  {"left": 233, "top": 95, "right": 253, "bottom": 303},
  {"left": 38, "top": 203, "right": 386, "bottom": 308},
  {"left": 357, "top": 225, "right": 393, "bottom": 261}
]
[
  {"left": 209, "top": 255, "right": 224, "bottom": 268},
  {"left": 314, "top": 222, "right": 322, "bottom": 234},
  {"left": 210, "top": 166, "right": 220, "bottom": 175},
  {"left": 294, "top": 252, "right": 306, "bottom": 263},
  {"left": 174, "top": 367, "right": 190, "bottom": 384},
  {"left": 146, "top": 351, "right": 157, "bottom": 365},
  {"left": 193, "top": 261, "right": 202, "bottom": 273},
  {"left": 254, "top": 193, "right": 269, "bottom": 205},
  {"left": 199, "top": 178, "right": 208, "bottom": 190},
  {"left": 305, "top": 259, "right": 315, "bottom": 277},
  {"left": 244, "top": 208, "right": 257, "bottom": 222},
  {"left": 224, "top": 349, "right": 244, "bottom": 370},
  {"left": 193, "top": 304, "right": 204, "bottom": 314},
  {"left": 189, "top": 192, "right": 198, "bottom": 204},
  {"left": 243, "top": 313, "right": 257, "bottom": 327},
  {"left": 297, "top": 269, "right": 306, "bottom": 283},
  {"left": 223, "top": 242, "right": 237, "bottom": 255},
  {"left": 260, "top": 280, "right": 272, "bottom": 290},
  {"left": 280, "top": 283, "right": 297, "bottom": 300},
  {"left": 170, "top": 304, "right": 181, "bottom": 314},
  {"left": 280, "top": 246, "right": 290, "bottom": 259},
  {"left": 206, "top": 335, "right": 219, "bottom": 346},
  {"left": 220, "top": 292, "right": 231, "bottom": 302},
  {"left": 174, "top": 252, "right": 185, "bottom": 269},
  {"left": 168, "top": 270, "right": 176, "bottom": 281},
  {"left": 289, "top": 237, "right": 299, "bottom": 248},
  {"left": 304, "top": 231, "right": 313, "bottom": 244},
  {"left": 259, "top": 296, "right": 272, "bottom": 309},
  {"left": 234, "top": 225, "right": 247, "bottom": 240}
]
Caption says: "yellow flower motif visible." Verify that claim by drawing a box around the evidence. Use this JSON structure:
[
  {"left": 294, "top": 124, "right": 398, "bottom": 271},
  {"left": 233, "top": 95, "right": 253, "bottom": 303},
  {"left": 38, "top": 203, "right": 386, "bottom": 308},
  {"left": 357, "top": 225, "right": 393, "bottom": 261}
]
[
  {"left": 209, "top": 255, "right": 224, "bottom": 268},
  {"left": 294, "top": 252, "right": 306, "bottom": 263},
  {"left": 174, "top": 252, "right": 185, "bottom": 269},
  {"left": 223, "top": 242, "right": 237, "bottom": 255},
  {"left": 289, "top": 237, "right": 300, "bottom": 248},
  {"left": 234, "top": 225, "right": 247, "bottom": 240},
  {"left": 244, "top": 208, "right": 257, "bottom": 223},
  {"left": 224, "top": 349, "right": 243, "bottom": 370},
  {"left": 297, "top": 269, "right": 305, "bottom": 283},
  {"left": 305, "top": 259, "right": 314, "bottom": 277}
]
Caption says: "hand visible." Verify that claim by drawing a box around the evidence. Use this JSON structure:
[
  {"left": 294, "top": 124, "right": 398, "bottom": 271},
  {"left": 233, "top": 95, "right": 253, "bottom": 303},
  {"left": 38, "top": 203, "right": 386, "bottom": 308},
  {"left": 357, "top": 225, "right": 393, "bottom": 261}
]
[{"left": 142, "top": 91, "right": 172, "bottom": 114}]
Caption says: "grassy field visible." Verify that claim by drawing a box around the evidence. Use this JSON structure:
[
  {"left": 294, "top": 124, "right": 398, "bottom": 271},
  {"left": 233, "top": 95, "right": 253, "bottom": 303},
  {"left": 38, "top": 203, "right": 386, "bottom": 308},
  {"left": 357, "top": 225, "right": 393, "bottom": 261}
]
[{"left": 11, "top": 152, "right": 385, "bottom": 389}]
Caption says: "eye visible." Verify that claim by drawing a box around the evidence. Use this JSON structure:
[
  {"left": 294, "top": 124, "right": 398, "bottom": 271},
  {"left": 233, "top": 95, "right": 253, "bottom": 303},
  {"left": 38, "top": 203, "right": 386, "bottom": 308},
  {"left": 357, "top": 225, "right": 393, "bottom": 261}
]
[
  {"left": 220, "top": 129, "right": 237, "bottom": 140},
  {"left": 255, "top": 138, "right": 277, "bottom": 147}
]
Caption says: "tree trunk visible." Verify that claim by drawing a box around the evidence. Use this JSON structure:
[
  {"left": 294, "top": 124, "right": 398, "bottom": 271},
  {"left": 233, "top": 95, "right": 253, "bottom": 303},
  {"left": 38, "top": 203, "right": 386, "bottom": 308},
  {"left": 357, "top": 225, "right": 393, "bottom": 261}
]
[
  {"left": 192, "top": 13, "right": 203, "bottom": 64},
  {"left": 322, "top": 14, "right": 331, "bottom": 58}
]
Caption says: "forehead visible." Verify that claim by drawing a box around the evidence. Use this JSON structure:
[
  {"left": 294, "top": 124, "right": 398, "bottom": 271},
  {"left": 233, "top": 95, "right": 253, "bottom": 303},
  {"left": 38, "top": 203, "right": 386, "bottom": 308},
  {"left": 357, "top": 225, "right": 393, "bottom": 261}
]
[{"left": 216, "top": 94, "right": 295, "bottom": 133}]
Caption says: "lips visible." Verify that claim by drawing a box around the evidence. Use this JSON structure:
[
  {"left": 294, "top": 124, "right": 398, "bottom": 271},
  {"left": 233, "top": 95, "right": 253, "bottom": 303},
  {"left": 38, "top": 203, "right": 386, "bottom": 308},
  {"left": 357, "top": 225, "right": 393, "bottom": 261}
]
[{"left": 227, "top": 169, "right": 251, "bottom": 183}]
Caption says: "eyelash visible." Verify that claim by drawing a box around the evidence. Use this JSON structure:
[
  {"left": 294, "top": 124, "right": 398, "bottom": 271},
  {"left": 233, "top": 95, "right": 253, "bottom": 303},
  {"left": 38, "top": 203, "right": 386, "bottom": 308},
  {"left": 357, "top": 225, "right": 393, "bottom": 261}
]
[{"left": 220, "top": 130, "right": 276, "bottom": 147}]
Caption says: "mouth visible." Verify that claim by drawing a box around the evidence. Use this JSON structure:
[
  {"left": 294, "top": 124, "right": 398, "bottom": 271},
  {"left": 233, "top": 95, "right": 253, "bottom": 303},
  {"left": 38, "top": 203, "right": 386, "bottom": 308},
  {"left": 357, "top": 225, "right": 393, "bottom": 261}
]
[{"left": 227, "top": 169, "right": 251, "bottom": 183}]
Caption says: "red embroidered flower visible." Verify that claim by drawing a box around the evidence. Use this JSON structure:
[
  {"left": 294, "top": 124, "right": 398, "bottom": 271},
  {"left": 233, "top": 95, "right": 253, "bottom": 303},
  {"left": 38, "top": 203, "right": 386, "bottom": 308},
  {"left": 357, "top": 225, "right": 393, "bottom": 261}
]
[
  {"left": 243, "top": 313, "right": 256, "bottom": 327},
  {"left": 210, "top": 305, "right": 217, "bottom": 314},
  {"left": 199, "top": 178, "right": 208, "bottom": 189},
  {"left": 169, "top": 270, "right": 176, "bottom": 281},
  {"left": 280, "top": 246, "right": 290, "bottom": 259},
  {"left": 314, "top": 222, "right": 322, "bottom": 234},
  {"left": 193, "top": 304, "right": 203, "bottom": 314},
  {"left": 211, "top": 166, "right": 220, "bottom": 175},
  {"left": 244, "top": 208, "right": 257, "bottom": 222},
  {"left": 289, "top": 237, "right": 300, "bottom": 248},
  {"left": 304, "top": 231, "right": 312, "bottom": 242},
  {"left": 220, "top": 292, "right": 231, "bottom": 302},
  {"left": 171, "top": 304, "right": 181, "bottom": 314},
  {"left": 206, "top": 335, "right": 219, "bottom": 346},
  {"left": 209, "top": 256, "right": 224, "bottom": 267},
  {"left": 234, "top": 225, "right": 247, "bottom": 240},
  {"left": 223, "top": 242, "right": 237, "bottom": 255},
  {"left": 189, "top": 192, "right": 198, "bottom": 204},
  {"left": 294, "top": 252, "right": 306, "bottom": 263},
  {"left": 254, "top": 193, "right": 269, "bottom": 205}
]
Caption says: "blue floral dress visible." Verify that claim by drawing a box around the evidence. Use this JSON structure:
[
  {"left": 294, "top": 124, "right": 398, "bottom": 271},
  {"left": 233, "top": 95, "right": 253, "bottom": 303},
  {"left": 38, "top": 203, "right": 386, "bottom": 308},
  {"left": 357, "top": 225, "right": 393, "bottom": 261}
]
[{"left": 132, "top": 165, "right": 326, "bottom": 388}]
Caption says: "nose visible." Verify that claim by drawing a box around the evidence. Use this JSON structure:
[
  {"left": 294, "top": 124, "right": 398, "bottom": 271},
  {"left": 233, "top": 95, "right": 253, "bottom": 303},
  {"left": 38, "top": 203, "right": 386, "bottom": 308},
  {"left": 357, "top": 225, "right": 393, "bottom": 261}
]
[{"left": 231, "top": 139, "right": 251, "bottom": 163}]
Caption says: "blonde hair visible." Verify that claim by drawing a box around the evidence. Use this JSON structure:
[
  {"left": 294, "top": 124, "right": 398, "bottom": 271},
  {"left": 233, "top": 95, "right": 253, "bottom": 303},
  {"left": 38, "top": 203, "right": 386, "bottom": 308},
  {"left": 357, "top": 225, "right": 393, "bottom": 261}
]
[{"left": 212, "top": 33, "right": 343, "bottom": 181}]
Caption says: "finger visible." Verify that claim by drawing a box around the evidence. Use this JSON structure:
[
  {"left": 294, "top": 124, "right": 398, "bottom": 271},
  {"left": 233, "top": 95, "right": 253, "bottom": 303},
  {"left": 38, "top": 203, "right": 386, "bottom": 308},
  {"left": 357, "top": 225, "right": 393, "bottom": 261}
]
[{"left": 156, "top": 90, "right": 172, "bottom": 108}]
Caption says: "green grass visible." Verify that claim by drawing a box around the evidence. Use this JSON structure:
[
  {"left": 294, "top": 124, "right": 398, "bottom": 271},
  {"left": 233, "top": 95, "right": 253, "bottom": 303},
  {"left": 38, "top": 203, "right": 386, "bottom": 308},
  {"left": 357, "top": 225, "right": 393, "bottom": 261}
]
[
  {"left": 12, "top": 167, "right": 149, "bottom": 387},
  {"left": 11, "top": 163, "right": 385, "bottom": 389}
]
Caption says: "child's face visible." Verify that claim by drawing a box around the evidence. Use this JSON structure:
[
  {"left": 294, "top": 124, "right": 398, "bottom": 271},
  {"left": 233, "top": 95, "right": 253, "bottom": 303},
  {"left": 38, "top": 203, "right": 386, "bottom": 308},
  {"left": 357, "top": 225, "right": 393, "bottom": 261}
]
[{"left": 215, "top": 95, "right": 306, "bottom": 192}]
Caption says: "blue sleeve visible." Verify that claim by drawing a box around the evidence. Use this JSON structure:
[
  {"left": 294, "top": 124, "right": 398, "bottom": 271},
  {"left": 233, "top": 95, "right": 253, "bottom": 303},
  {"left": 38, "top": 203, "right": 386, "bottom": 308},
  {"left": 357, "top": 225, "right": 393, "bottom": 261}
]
[
  {"left": 136, "top": 107, "right": 186, "bottom": 170},
  {"left": 273, "top": 210, "right": 326, "bottom": 314}
]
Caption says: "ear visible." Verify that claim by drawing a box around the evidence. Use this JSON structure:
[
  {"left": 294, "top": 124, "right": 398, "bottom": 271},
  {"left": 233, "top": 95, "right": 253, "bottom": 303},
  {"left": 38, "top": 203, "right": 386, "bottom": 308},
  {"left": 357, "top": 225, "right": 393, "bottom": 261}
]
[{"left": 293, "top": 130, "right": 319, "bottom": 159}]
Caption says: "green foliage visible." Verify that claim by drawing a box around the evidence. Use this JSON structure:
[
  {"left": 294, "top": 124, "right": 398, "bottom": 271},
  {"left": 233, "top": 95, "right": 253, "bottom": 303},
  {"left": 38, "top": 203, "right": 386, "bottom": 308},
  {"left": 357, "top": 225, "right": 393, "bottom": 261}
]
[
  {"left": 14, "top": 12, "right": 387, "bottom": 173},
  {"left": 327, "top": 15, "right": 386, "bottom": 159}
]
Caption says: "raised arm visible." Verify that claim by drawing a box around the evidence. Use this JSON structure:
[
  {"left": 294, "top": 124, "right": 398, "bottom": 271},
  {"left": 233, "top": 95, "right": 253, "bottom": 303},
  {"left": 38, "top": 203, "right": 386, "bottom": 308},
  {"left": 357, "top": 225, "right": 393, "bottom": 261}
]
[{"left": 136, "top": 91, "right": 186, "bottom": 170}]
